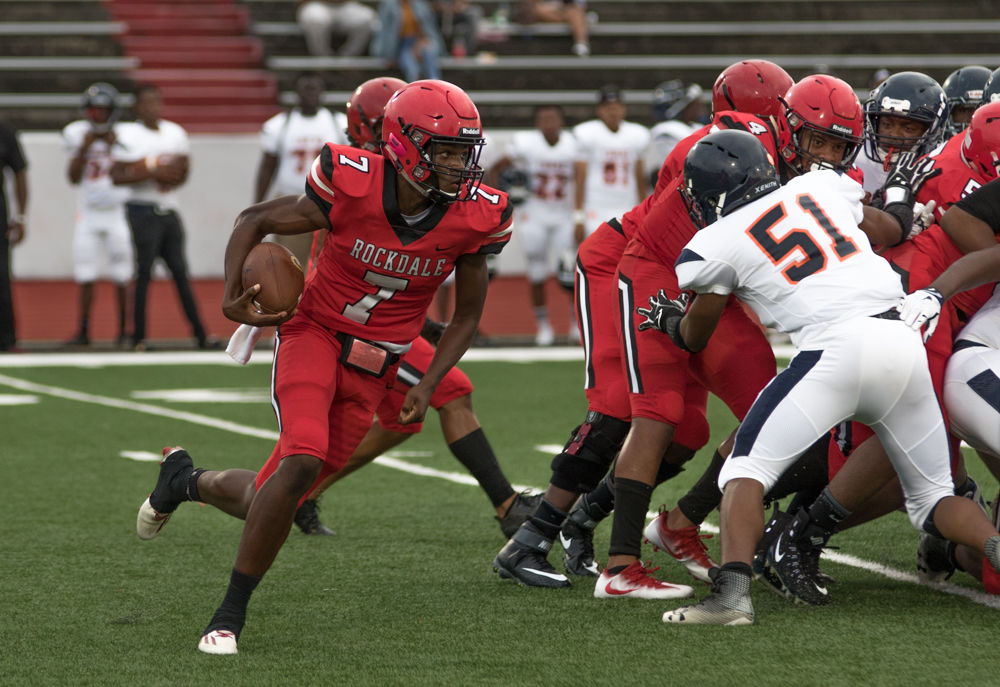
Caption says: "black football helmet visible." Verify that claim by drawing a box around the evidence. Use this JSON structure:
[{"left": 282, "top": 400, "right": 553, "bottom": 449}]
[
  {"left": 863, "top": 71, "right": 947, "bottom": 164},
  {"left": 82, "top": 82, "right": 120, "bottom": 134},
  {"left": 681, "top": 129, "right": 780, "bottom": 228},
  {"left": 942, "top": 65, "right": 991, "bottom": 136},
  {"left": 496, "top": 166, "right": 530, "bottom": 206},
  {"left": 652, "top": 80, "right": 704, "bottom": 122},
  {"left": 981, "top": 67, "right": 1000, "bottom": 106}
]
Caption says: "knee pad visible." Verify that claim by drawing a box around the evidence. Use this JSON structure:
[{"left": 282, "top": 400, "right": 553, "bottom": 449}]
[{"left": 550, "top": 411, "right": 630, "bottom": 493}]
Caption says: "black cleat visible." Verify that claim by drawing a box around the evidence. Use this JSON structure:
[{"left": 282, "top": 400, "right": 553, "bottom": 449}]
[
  {"left": 766, "top": 509, "right": 831, "bottom": 606},
  {"left": 559, "top": 513, "right": 600, "bottom": 577},
  {"left": 136, "top": 446, "right": 194, "bottom": 540},
  {"left": 496, "top": 491, "right": 543, "bottom": 539},
  {"left": 916, "top": 532, "right": 956, "bottom": 583},
  {"left": 753, "top": 503, "right": 792, "bottom": 597},
  {"left": 294, "top": 499, "right": 335, "bottom": 535},
  {"left": 493, "top": 522, "right": 570, "bottom": 588}
]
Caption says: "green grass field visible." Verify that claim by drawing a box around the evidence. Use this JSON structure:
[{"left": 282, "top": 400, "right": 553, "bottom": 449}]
[{"left": 0, "top": 351, "right": 997, "bottom": 686}]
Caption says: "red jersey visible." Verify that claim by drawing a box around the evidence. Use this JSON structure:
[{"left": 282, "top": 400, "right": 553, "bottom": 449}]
[
  {"left": 299, "top": 144, "right": 512, "bottom": 344},
  {"left": 916, "top": 132, "right": 990, "bottom": 222},
  {"left": 621, "top": 112, "right": 783, "bottom": 249}
]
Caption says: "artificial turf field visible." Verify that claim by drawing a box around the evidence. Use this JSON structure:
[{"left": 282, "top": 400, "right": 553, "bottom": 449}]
[{"left": 0, "top": 348, "right": 997, "bottom": 686}]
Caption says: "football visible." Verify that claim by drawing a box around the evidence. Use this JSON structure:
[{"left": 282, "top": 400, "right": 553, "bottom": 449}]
[{"left": 241, "top": 242, "right": 305, "bottom": 314}]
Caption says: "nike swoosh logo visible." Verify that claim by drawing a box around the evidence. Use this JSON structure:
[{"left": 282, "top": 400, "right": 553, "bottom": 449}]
[
  {"left": 773, "top": 534, "right": 786, "bottom": 563},
  {"left": 583, "top": 561, "right": 599, "bottom": 574},
  {"left": 524, "top": 567, "right": 568, "bottom": 582},
  {"left": 603, "top": 581, "right": 634, "bottom": 596},
  {"left": 559, "top": 532, "right": 573, "bottom": 549},
  {"left": 814, "top": 582, "right": 829, "bottom": 596},
  {"left": 435, "top": 244, "right": 456, "bottom": 251}
]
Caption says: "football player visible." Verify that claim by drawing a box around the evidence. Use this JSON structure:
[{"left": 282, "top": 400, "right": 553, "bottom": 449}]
[
  {"left": 658, "top": 130, "right": 1000, "bottom": 625},
  {"left": 571, "top": 85, "right": 650, "bottom": 244},
  {"left": 856, "top": 71, "right": 948, "bottom": 197},
  {"left": 941, "top": 65, "right": 991, "bottom": 137},
  {"left": 133, "top": 80, "right": 512, "bottom": 655},
  {"left": 255, "top": 72, "right": 348, "bottom": 267},
  {"left": 294, "top": 76, "right": 539, "bottom": 538},
  {"left": 645, "top": 80, "right": 707, "bottom": 188},
  {"left": 493, "top": 60, "right": 796, "bottom": 593},
  {"left": 62, "top": 82, "right": 133, "bottom": 346},
  {"left": 487, "top": 104, "right": 578, "bottom": 345}
]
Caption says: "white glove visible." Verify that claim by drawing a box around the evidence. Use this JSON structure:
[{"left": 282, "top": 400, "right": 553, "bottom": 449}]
[
  {"left": 908, "top": 199, "right": 937, "bottom": 240},
  {"left": 895, "top": 287, "right": 943, "bottom": 342},
  {"left": 226, "top": 324, "right": 263, "bottom": 365}
]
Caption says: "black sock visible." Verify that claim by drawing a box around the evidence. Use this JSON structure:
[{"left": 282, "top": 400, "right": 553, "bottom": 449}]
[
  {"left": 580, "top": 474, "right": 615, "bottom": 521},
  {"left": 449, "top": 428, "right": 515, "bottom": 508},
  {"left": 206, "top": 569, "right": 261, "bottom": 637},
  {"left": 79, "top": 318, "right": 89, "bottom": 336},
  {"left": 806, "top": 487, "right": 850, "bottom": 534},
  {"left": 677, "top": 449, "right": 726, "bottom": 524},
  {"left": 529, "top": 499, "right": 568, "bottom": 540},
  {"left": 608, "top": 477, "right": 654, "bottom": 558}
]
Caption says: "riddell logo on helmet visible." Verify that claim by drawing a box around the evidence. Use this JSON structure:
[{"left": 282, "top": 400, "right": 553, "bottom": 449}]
[
  {"left": 460, "top": 127, "right": 481, "bottom": 136},
  {"left": 831, "top": 124, "right": 853, "bottom": 135}
]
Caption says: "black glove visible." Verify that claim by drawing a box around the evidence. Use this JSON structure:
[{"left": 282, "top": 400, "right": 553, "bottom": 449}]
[
  {"left": 883, "top": 151, "right": 941, "bottom": 207},
  {"left": 420, "top": 317, "right": 448, "bottom": 346},
  {"left": 636, "top": 290, "right": 695, "bottom": 352}
]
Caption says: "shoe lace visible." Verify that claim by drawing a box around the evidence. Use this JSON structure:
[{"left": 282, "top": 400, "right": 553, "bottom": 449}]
[
  {"left": 626, "top": 562, "right": 668, "bottom": 588},
  {"left": 669, "top": 525, "right": 715, "bottom": 563}
]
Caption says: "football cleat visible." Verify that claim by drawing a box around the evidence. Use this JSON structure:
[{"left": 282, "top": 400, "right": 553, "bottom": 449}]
[
  {"left": 198, "top": 629, "right": 238, "bottom": 655},
  {"left": 766, "top": 509, "right": 831, "bottom": 606},
  {"left": 916, "top": 532, "right": 956, "bottom": 583},
  {"left": 559, "top": 517, "right": 600, "bottom": 577},
  {"left": 494, "top": 522, "right": 571, "bottom": 588},
  {"left": 496, "top": 491, "right": 543, "bottom": 539},
  {"left": 594, "top": 561, "right": 693, "bottom": 600},
  {"left": 662, "top": 567, "right": 754, "bottom": 625},
  {"left": 136, "top": 446, "right": 192, "bottom": 540},
  {"left": 534, "top": 321, "right": 555, "bottom": 347},
  {"left": 752, "top": 503, "right": 793, "bottom": 597},
  {"left": 294, "top": 499, "right": 335, "bottom": 536},
  {"left": 643, "top": 508, "right": 717, "bottom": 582}
]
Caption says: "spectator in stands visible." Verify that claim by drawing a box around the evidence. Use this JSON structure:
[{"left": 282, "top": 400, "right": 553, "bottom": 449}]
[
  {"left": 297, "top": 0, "right": 377, "bottom": 57},
  {"left": 0, "top": 119, "right": 27, "bottom": 353},
  {"left": 515, "top": 0, "right": 590, "bottom": 57},
  {"left": 254, "top": 72, "right": 347, "bottom": 267},
  {"left": 63, "top": 82, "right": 133, "bottom": 347},
  {"left": 371, "top": 0, "right": 445, "bottom": 82},
  {"left": 432, "top": 0, "right": 482, "bottom": 57},
  {"left": 110, "top": 84, "right": 218, "bottom": 351}
]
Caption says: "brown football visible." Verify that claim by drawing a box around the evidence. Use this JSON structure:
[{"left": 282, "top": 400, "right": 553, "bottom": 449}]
[{"left": 241, "top": 242, "right": 305, "bottom": 314}]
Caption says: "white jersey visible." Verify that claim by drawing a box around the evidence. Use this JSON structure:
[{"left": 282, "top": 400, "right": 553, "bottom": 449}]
[
  {"left": 61, "top": 120, "right": 132, "bottom": 213},
  {"left": 112, "top": 119, "right": 190, "bottom": 210},
  {"left": 261, "top": 108, "right": 347, "bottom": 197},
  {"left": 573, "top": 119, "right": 650, "bottom": 215},
  {"left": 676, "top": 170, "right": 904, "bottom": 347},
  {"left": 854, "top": 147, "right": 892, "bottom": 197},
  {"left": 955, "top": 286, "right": 1000, "bottom": 349},
  {"left": 645, "top": 120, "right": 698, "bottom": 180},
  {"left": 506, "top": 129, "right": 576, "bottom": 213}
]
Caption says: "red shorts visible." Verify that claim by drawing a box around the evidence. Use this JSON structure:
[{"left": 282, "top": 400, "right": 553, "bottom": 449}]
[
  {"left": 577, "top": 221, "right": 630, "bottom": 421},
  {"left": 375, "top": 336, "right": 474, "bottom": 434},
  {"left": 617, "top": 251, "right": 691, "bottom": 425},
  {"left": 255, "top": 315, "right": 397, "bottom": 494},
  {"left": 688, "top": 298, "right": 775, "bottom": 421}
]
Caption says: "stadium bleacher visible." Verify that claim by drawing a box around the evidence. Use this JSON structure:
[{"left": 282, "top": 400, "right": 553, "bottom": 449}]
[{"left": 0, "top": 0, "right": 997, "bottom": 132}]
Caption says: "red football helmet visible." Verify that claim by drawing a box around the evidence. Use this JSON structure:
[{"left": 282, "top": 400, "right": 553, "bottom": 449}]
[
  {"left": 345, "top": 76, "right": 407, "bottom": 151},
  {"left": 382, "top": 79, "right": 485, "bottom": 204},
  {"left": 961, "top": 101, "right": 1000, "bottom": 181},
  {"left": 781, "top": 75, "right": 864, "bottom": 173},
  {"left": 712, "top": 60, "right": 794, "bottom": 118}
]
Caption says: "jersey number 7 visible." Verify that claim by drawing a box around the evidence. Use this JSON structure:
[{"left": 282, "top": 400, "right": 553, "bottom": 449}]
[{"left": 746, "top": 193, "right": 859, "bottom": 284}]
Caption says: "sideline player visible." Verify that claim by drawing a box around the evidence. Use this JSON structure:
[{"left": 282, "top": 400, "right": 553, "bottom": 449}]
[
  {"left": 659, "top": 130, "right": 1000, "bottom": 625},
  {"left": 134, "top": 80, "right": 512, "bottom": 655},
  {"left": 62, "top": 82, "right": 132, "bottom": 346},
  {"left": 294, "top": 76, "right": 539, "bottom": 537},
  {"left": 255, "top": 72, "right": 348, "bottom": 267},
  {"left": 572, "top": 85, "right": 650, "bottom": 245},
  {"left": 488, "top": 105, "right": 578, "bottom": 345}
]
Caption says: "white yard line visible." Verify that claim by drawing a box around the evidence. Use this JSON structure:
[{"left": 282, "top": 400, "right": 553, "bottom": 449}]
[{"left": 0, "top": 366, "right": 994, "bottom": 609}]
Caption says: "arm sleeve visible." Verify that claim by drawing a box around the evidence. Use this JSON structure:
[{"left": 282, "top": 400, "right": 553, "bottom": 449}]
[
  {"left": 954, "top": 178, "right": 1000, "bottom": 234},
  {"left": 675, "top": 248, "right": 738, "bottom": 295}
]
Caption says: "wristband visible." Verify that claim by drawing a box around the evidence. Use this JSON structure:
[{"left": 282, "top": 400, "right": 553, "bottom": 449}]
[{"left": 572, "top": 209, "right": 586, "bottom": 224}]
